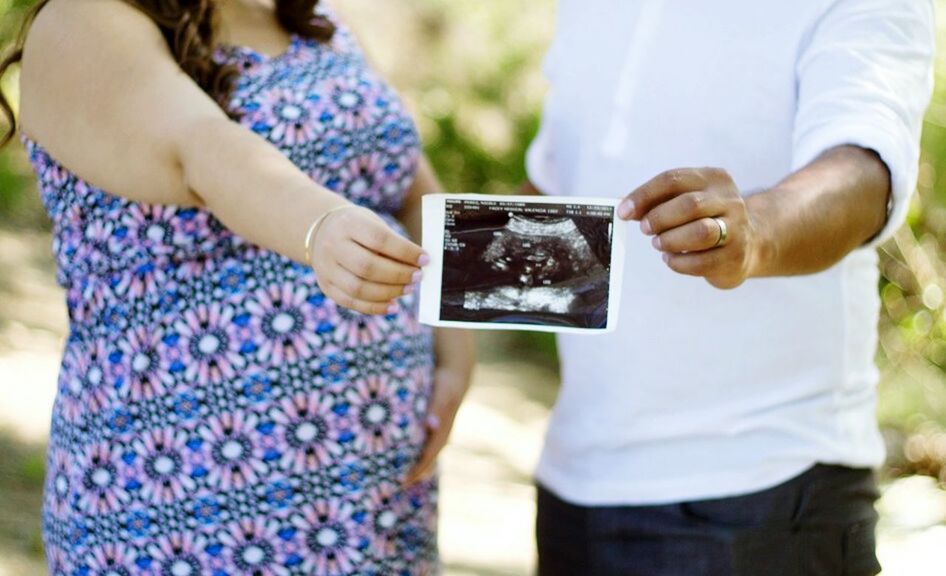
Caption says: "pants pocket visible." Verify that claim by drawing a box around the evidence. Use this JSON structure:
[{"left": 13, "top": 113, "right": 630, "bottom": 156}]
[
  {"left": 730, "top": 528, "right": 798, "bottom": 576},
  {"left": 842, "top": 519, "right": 881, "bottom": 576}
]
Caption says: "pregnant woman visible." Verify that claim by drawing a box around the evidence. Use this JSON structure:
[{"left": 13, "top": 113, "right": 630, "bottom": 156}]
[{"left": 0, "top": 0, "right": 473, "bottom": 573}]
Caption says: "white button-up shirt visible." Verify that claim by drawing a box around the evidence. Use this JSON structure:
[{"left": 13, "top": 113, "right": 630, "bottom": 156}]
[{"left": 527, "top": 0, "right": 935, "bottom": 505}]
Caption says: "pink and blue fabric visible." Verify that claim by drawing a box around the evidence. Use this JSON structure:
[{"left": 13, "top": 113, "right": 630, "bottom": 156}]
[{"left": 22, "top": 13, "right": 437, "bottom": 576}]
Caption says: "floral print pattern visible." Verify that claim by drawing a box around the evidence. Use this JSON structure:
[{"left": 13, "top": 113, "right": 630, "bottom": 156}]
[{"left": 25, "top": 9, "right": 436, "bottom": 575}]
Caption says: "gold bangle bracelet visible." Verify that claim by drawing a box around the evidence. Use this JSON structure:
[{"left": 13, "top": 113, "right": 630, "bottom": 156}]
[{"left": 304, "top": 205, "right": 355, "bottom": 264}]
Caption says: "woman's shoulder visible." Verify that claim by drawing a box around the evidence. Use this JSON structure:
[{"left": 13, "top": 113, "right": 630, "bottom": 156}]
[
  {"left": 26, "top": 0, "right": 163, "bottom": 51},
  {"left": 20, "top": 0, "right": 166, "bottom": 133},
  {"left": 312, "top": 1, "right": 367, "bottom": 56}
]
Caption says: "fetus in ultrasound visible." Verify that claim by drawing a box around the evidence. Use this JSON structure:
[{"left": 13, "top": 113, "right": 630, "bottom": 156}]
[
  {"left": 482, "top": 215, "right": 604, "bottom": 285},
  {"left": 440, "top": 201, "right": 614, "bottom": 329},
  {"left": 451, "top": 215, "right": 609, "bottom": 324}
]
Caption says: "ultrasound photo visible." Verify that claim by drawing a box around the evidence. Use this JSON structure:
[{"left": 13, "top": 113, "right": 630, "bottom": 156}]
[{"left": 419, "top": 195, "right": 625, "bottom": 333}]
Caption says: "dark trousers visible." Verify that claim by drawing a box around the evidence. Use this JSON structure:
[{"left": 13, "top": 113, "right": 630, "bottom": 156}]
[{"left": 536, "top": 464, "right": 881, "bottom": 576}]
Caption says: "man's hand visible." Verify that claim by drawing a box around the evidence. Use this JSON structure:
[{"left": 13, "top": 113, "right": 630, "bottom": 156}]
[{"left": 618, "top": 168, "right": 766, "bottom": 289}]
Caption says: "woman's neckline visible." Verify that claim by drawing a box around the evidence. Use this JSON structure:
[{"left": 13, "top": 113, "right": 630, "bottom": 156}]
[
  {"left": 216, "top": 33, "right": 301, "bottom": 63},
  {"left": 216, "top": 0, "right": 298, "bottom": 59}
]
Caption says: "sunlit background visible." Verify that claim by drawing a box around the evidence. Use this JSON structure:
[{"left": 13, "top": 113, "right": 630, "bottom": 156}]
[{"left": 2, "top": 0, "right": 946, "bottom": 574}]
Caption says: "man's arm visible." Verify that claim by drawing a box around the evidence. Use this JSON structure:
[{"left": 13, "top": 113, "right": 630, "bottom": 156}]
[
  {"left": 747, "top": 146, "right": 890, "bottom": 276},
  {"left": 618, "top": 0, "right": 933, "bottom": 289},
  {"left": 617, "top": 146, "right": 890, "bottom": 289}
]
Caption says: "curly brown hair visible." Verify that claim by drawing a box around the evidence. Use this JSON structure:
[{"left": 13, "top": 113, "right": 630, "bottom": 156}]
[{"left": 0, "top": 0, "right": 335, "bottom": 147}]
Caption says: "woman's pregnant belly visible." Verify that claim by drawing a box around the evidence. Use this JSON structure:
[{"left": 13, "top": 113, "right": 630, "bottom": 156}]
[{"left": 48, "top": 246, "right": 435, "bottom": 518}]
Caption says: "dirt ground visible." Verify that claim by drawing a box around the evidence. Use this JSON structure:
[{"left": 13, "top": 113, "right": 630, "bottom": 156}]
[{"left": 1, "top": 227, "right": 944, "bottom": 575}]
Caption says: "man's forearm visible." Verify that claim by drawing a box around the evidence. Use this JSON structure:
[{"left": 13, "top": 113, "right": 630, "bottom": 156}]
[
  {"left": 746, "top": 145, "right": 891, "bottom": 278},
  {"left": 621, "top": 145, "right": 893, "bottom": 289}
]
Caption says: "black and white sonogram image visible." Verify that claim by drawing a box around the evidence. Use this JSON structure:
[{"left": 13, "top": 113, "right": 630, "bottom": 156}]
[{"left": 439, "top": 198, "right": 614, "bottom": 329}]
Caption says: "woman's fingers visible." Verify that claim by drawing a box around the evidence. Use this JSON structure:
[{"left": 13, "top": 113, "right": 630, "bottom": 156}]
[
  {"left": 654, "top": 217, "right": 724, "bottom": 253},
  {"left": 320, "top": 279, "right": 398, "bottom": 316},
  {"left": 640, "top": 191, "right": 726, "bottom": 235},
  {"left": 403, "top": 420, "right": 444, "bottom": 486},
  {"left": 326, "top": 262, "right": 411, "bottom": 303},
  {"left": 335, "top": 241, "right": 421, "bottom": 286},
  {"left": 403, "top": 369, "right": 468, "bottom": 487},
  {"left": 307, "top": 206, "right": 424, "bottom": 314},
  {"left": 347, "top": 210, "right": 427, "bottom": 266}
]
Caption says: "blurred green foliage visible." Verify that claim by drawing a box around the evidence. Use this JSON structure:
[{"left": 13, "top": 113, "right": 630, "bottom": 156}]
[
  {"left": 2, "top": 0, "right": 946, "bottom": 480},
  {"left": 873, "top": 5, "right": 946, "bottom": 481},
  {"left": 0, "top": 429, "right": 46, "bottom": 558},
  {"left": 0, "top": 0, "right": 45, "bottom": 227}
]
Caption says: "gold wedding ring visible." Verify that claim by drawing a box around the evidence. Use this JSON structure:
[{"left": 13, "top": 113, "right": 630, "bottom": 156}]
[{"left": 712, "top": 217, "right": 728, "bottom": 248}]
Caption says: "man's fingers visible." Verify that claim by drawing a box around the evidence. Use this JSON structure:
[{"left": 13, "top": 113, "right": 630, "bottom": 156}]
[
  {"left": 655, "top": 218, "right": 724, "bottom": 253},
  {"left": 336, "top": 241, "right": 420, "bottom": 286},
  {"left": 664, "top": 249, "right": 726, "bottom": 276},
  {"left": 321, "top": 280, "right": 397, "bottom": 316},
  {"left": 640, "top": 192, "right": 725, "bottom": 235},
  {"left": 350, "top": 215, "right": 426, "bottom": 266},
  {"left": 620, "top": 169, "right": 708, "bottom": 220}
]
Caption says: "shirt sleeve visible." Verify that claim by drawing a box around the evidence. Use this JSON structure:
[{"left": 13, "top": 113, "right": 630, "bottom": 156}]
[
  {"left": 525, "top": 120, "right": 558, "bottom": 196},
  {"left": 792, "top": 0, "right": 936, "bottom": 247}
]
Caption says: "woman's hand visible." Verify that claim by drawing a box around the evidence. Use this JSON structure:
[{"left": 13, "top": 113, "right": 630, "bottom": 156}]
[
  {"left": 309, "top": 205, "right": 428, "bottom": 315},
  {"left": 618, "top": 167, "right": 763, "bottom": 289},
  {"left": 403, "top": 366, "right": 472, "bottom": 486}
]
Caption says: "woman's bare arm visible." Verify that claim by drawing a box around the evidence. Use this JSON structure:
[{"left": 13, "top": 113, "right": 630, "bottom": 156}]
[
  {"left": 396, "top": 156, "right": 436, "bottom": 242},
  {"left": 19, "top": 0, "right": 423, "bottom": 314}
]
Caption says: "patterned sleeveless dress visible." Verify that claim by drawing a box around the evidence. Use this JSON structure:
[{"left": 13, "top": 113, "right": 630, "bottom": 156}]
[{"left": 22, "top": 12, "right": 437, "bottom": 576}]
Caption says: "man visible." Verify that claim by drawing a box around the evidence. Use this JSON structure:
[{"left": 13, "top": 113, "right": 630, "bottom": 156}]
[{"left": 525, "top": 1, "right": 935, "bottom": 574}]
